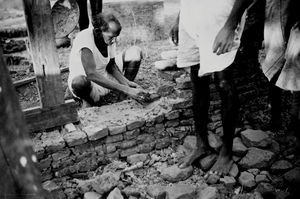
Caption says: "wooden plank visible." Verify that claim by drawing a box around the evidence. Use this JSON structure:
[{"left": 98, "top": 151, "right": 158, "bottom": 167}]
[
  {"left": 23, "top": 0, "right": 64, "bottom": 108},
  {"left": 13, "top": 66, "right": 69, "bottom": 88},
  {"left": 24, "top": 99, "right": 79, "bottom": 133},
  {"left": 0, "top": 46, "right": 48, "bottom": 198},
  {"left": 14, "top": 76, "right": 36, "bottom": 87}
]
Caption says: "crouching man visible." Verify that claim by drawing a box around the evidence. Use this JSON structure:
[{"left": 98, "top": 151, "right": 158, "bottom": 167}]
[{"left": 68, "top": 13, "right": 148, "bottom": 107}]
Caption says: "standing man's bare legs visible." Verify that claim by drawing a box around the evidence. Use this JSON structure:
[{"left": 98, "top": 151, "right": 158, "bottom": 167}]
[
  {"left": 76, "top": 0, "right": 102, "bottom": 30},
  {"left": 289, "top": 92, "right": 300, "bottom": 139},
  {"left": 179, "top": 64, "right": 211, "bottom": 168},
  {"left": 76, "top": 0, "right": 89, "bottom": 30},
  {"left": 207, "top": 69, "right": 238, "bottom": 177}
]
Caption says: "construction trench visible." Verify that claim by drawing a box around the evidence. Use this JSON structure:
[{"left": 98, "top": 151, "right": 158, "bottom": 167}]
[{"left": 1, "top": 0, "right": 300, "bottom": 199}]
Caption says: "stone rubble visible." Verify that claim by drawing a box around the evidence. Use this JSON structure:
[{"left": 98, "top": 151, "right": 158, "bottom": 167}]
[{"left": 39, "top": 125, "right": 300, "bottom": 199}]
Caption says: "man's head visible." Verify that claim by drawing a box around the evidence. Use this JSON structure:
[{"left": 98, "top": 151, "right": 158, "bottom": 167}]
[{"left": 92, "top": 13, "right": 122, "bottom": 45}]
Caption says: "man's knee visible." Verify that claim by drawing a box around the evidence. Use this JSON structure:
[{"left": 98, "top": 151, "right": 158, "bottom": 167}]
[
  {"left": 71, "top": 75, "right": 92, "bottom": 94},
  {"left": 124, "top": 46, "right": 143, "bottom": 62}
]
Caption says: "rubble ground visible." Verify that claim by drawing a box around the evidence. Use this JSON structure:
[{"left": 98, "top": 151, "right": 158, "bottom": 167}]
[{"left": 49, "top": 128, "right": 300, "bottom": 199}]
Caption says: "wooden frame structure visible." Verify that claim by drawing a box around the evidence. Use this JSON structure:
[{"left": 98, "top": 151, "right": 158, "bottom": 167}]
[
  {"left": 0, "top": 0, "right": 81, "bottom": 196},
  {"left": 22, "top": 0, "right": 78, "bottom": 132}
]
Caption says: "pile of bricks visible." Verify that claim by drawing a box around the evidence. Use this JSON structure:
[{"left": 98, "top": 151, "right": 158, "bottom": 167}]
[{"left": 32, "top": 56, "right": 271, "bottom": 183}]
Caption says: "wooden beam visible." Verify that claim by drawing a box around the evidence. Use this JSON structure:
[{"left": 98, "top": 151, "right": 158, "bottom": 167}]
[
  {"left": 23, "top": 0, "right": 64, "bottom": 108},
  {"left": 0, "top": 46, "right": 48, "bottom": 198},
  {"left": 13, "top": 67, "right": 69, "bottom": 88},
  {"left": 24, "top": 99, "right": 79, "bottom": 133}
]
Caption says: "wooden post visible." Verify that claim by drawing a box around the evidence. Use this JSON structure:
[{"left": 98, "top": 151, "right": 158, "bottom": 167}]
[
  {"left": 23, "top": 0, "right": 64, "bottom": 108},
  {"left": 0, "top": 47, "right": 50, "bottom": 198},
  {"left": 22, "top": 0, "right": 79, "bottom": 132}
]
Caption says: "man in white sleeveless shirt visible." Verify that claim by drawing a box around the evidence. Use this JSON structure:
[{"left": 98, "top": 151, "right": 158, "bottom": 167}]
[
  {"left": 170, "top": 0, "right": 252, "bottom": 181},
  {"left": 68, "top": 13, "right": 148, "bottom": 107}
]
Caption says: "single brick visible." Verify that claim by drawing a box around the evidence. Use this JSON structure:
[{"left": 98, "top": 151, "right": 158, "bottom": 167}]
[
  {"left": 41, "top": 168, "right": 53, "bottom": 182},
  {"left": 156, "top": 138, "right": 171, "bottom": 149},
  {"left": 170, "top": 127, "right": 189, "bottom": 139},
  {"left": 52, "top": 157, "right": 74, "bottom": 170},
  {"left": 37, "top": 155, "right": 52, "bottom": 170},
  {"left": 180, "top": 118, "right": 194, "bottom": 126},
  {"left": 55, "top": 167, "right": 71, "bottom": 178},
  {"left": 172, "top": 99, "right": 192, "bottom": 110},
  {"left": 208, "top": 121, "right": 222, "bottom": 131},
  {"left": 165, "top": 119, "right": 179, "bottom": 128},
  {"left": 106, "top": 143, "right": 117, "bottom": 153},
  {"left": 63, "top": 130, "right": 87, "bottom": 147},
  {"left": 124, "top": 129, "right": 140, "bottom": 140},
  {"left": 64, "top": 123, "right": 77, "bottom": 133},
  {"left": 71, "top": 142, "right": 95, "bottom": 156},
  {"left": 127, "top": 119, "right": 145, "bottom": 131},
  {"left": 165, "top": 110, "right": 180, "bottom": 120},
  {"left": 42, "top": 180, "right": 60, "bottom": 192},
  {"left": 32, "top": 137, "right": 45, "bottom": 160},
  {"left": 120, "top": 140, "right": 137, "bottom": 149},
  {"left": 77, "top": 157, "right": 98, "bottom": 172},
  {"left": 137, "top": 134, "right": 155, "bottom": 144},
  {"left": 144, "top": 126, "right": 156, "bottom": 134},
  {"left": 211, "top": 114, "right": 222, "bottom": 122},
  {"left": 154, "top": 129, "right": 168, "bottom": 139},
  {"left": 52, "top": 149, "right": 71, "bottom": 161},
  {"left": 155, "top": 123, "right": 165, "bottom": 132},
  {"left": 41, "top": 130, "right": 65, "bottom": 153},
  {"left": 154, "top": 114, "right": 165, "bottom": 124},
  {"left": 138, "top": 142, "right": 156, "bottom": 153},
  {"left": 74, "top": 152, "right": 97, "bottom": 163},
  {"left": 210, "top": 100, "right": 221, "bottom": 108},
  {"left": 145, "top": 119, "right": 155, "bottom": 127},
  {"left": 83, "top": 124, "right": 108, "bottom": 141},
  {"left": 107, "top": 150, "right": 120, "bottom": 159},
  {"left": 106, "top": 134, "right": 123, "bottom": 144},
  {"left": 120, "top": 147, "right": 140, "bottom": 157},
  {"left": 94, "top": 144, "right": 105, "bottom": 156},
  {"left": 108, "top": 124, "right": 126, "bottom": 135},
  {"left": 182, "top": 109, "right": 193, "bottom": 118}
]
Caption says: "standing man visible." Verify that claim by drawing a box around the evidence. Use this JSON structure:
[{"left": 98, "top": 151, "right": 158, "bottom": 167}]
[
  {"left": 170, "top": 0, "right": 252, "bottom": 180},
  {"left": 68, "top": 13, "right": 147, "bottom": 107},
  {"left": 262, "top": 0, "right": 300, "bottom": 134},
  {"left": 218, "top": 0, "right": 300, "bottom": 136}
]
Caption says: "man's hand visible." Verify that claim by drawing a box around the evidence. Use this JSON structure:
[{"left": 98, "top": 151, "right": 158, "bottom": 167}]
[
  {"left": 169, "top": 23, "right": 179, "bottom": 46},
  {"left": 127, "top": 88, "right": 151, "bottom": 103},
  {"left": 169, "top": 14, "right": 180, "bottom": 46},
  {"left": 127, "top": 81, "right": 141, "bottom": 88},
  {"left": 213, "top": 25, "right": 236, "bottom": 55}
]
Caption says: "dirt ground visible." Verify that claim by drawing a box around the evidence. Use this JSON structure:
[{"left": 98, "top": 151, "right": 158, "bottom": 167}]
[{"left": 0, "top": 0, "right": 177, "bottom": 109}]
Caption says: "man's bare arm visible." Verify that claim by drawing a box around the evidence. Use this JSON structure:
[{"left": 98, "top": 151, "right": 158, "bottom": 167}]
[
  {"left": 81, "top": 48, "right": 131, "bottom": 94},
  {"left": 106, "top": 58, "right": 130, "bottom": 85},
  {"left": 213, "top": 0, "right": 254, "bottom": 55},
  {"left": 170, "top": 13, "right": 180, "bottom": 46}
]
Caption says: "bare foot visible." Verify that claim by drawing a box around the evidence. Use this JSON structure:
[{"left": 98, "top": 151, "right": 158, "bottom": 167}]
[
  {"left": 204, "top": 154, "right": 233, "bottom": 181},
  {"left": 178, "top": 147, "right": 207, "bottom": 169}
]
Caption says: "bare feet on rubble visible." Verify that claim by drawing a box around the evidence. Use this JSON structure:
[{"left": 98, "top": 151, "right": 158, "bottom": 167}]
[
  {"left": 204, "top": 147, "right": 233, "bottom": 184},
  {"left": 178, "top": 146, "right": 207, "bottom": 169}
]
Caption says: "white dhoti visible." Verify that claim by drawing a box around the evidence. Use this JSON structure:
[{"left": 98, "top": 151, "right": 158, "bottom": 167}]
[{"left": 177, "top": 0, "right": 245, "bottom": 77}]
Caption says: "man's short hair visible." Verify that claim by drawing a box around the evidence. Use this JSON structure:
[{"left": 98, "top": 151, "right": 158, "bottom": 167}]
[{"left": 92, "top": 13, "right": 122, "bottom": 34}]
